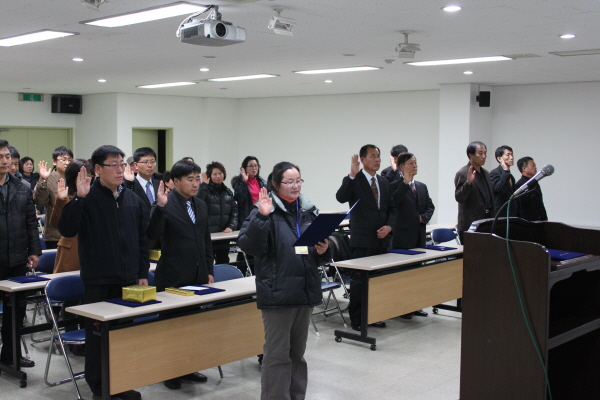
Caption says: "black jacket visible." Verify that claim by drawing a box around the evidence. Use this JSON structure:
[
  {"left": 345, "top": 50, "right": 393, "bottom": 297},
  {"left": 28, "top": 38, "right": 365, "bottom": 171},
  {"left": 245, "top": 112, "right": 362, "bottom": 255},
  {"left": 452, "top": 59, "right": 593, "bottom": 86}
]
[
  {"left": 231, "top": 174, "right": 266, "bottom": 230},
  {"left": 489, "top": 165, "right": 518, "bottom": 217},
  {"left": 390, "top": 180, "right": 435, "bottom": 249},
  {"left": 147, "top": 189, "right": 214, "bottom": 291},
  {"left": 0, "top": 174, "right": 41, "bottom": 267},
  {"left": 196, "top": 182, "right": 238, "bottom": 233},
  {"left": 21, "top": 172, "right": 40, "bottom": 190},
  {"left": 58, "top": 180, "right": 149, "bottom": 286},
  {"left": 238, "top": 193, "right": 330, "bottom": 309},
  {"left": 515, "top": 176, "right": 548, "bottom": 221},
  {"left": 455, "top": 162, "right": 496, "bottom": 232}
]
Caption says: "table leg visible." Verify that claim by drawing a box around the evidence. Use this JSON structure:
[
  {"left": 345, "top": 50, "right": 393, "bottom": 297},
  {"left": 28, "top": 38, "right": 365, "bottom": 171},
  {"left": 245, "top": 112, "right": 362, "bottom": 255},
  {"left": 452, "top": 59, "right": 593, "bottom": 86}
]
[
  {"left": 0, "top": 292, "right": 28, "bottom": 387},
  {"left": 101, "top": 321, "right": 111, "bottom": 400}
]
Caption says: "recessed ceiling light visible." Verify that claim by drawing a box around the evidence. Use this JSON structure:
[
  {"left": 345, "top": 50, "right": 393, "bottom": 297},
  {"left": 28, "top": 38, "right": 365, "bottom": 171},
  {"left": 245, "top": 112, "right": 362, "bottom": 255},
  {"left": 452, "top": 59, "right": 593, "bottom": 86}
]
[
  {"left": 0, "top": 30, "right": 77, "bottom": 47},
  {"left": 324, "top": 80, "right": 333, "bottom": 83},
  {"left": 98, "top": 79, "right": 107, "bottom": 83},
  {"left": 463, "top": 71, "right": 473, "bottom": 75},
  {"left": 203, "top": 56, "right": 216, "bottom": 59},
  {"left": 342, "top": 54, "right": 355, "bottom": 57},
  {"left": 294, "top": 66, "right": 381, "bottom": 74},
  {"left": 73, "top": 57, "right": 84, "bottom": 62},
  {"left": 81, "top": 1, "right": 205, "bottom": 28},
  {"left": 207, "top": 74, "right": 278, "bottom": 82},
  {"left": 443, "top": 5, "right": 462, "bottom": 12},
  {"left": 199, "top": 68, "right": 210, "bottom": 72},
  {"left": 137, "top": 82, "right": 197, "bottom": 88},
  {"left": 407, "top": 56, "right": 512, "bottom": 66},
  {"left": 560, "top": 34, "right": 576, "bottom": 39}
]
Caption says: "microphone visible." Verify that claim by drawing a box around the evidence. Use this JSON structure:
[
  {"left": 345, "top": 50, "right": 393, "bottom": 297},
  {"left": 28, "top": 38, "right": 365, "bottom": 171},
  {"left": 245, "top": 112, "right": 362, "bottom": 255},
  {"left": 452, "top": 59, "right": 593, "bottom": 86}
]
[{"left": 511, "top": 164, "right": 555, "bottom": 199}]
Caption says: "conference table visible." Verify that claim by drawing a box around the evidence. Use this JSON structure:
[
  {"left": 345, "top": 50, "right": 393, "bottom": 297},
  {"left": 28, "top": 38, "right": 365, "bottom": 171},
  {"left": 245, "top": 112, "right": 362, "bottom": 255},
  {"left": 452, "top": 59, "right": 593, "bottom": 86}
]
[{"left": 331, "top": 246, "right": 463, "bottom": 350}]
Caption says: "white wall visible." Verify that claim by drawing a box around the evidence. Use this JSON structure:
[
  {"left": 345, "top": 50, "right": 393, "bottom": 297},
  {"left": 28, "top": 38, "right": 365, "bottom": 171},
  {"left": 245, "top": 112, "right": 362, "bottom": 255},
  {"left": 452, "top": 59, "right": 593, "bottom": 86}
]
[{"left": 0, "top": 91, "right": 77, "bottom": 129}]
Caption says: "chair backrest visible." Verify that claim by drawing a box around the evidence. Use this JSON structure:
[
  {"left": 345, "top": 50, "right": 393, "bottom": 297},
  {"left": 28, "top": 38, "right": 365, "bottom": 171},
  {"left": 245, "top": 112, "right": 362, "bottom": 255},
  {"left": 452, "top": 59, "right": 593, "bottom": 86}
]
[
  {"left": 37, "top": 250, "right": 57, "bottom": 274},
  {"left": 213, "top": 264, "right": 244, "bottom": 282},
  {"left": 45, "top": 275, "right": 85, "bottom": 303},
  {"left": 147, "top": 270, "right": 155, "bottom": 286},
  {"left": 431, "top": 228, "right": 458, "bottom": 244},
  {"left": 39, "top": 236, "right": 47, "bottom": 250}
]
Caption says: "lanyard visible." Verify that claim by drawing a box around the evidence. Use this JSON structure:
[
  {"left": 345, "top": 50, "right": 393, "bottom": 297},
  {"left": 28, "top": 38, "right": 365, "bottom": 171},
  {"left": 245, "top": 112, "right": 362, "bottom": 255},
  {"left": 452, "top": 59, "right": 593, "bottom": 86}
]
[{"left": 295, "top": 199, "right": 301, "bottom": 238}]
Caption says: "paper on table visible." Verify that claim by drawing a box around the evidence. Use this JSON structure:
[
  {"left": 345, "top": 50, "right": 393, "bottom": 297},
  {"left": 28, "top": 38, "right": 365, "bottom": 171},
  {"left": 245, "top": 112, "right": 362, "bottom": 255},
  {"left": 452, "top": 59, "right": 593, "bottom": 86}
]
[{"left": 180, "top": 285, "right": 210, "bottom": 291}]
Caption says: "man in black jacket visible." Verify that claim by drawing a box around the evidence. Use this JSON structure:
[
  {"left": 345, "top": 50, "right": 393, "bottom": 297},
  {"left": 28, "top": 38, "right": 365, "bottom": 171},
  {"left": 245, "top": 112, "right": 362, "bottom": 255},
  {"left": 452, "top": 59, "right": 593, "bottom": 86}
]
[
  {"left": 336, "top": 144, "right": 393, "bottom": 331},
  {"left": 0, "top": 139, "right": 41, "bottom": 369},
  {"left": 489, "top": 145, "right": 518, "bottom": 217},
  {"left": 516, "top": 156, "right": 548, "bottom": 221},
  {"left": 147, "top": 160, "right": 213, "bottom": 390},
  {"left": 59, "top": 145, "right": 149, "bottom": 400},
  {"left": 381, "top": 144, "right": 408, "bottom": 183}
]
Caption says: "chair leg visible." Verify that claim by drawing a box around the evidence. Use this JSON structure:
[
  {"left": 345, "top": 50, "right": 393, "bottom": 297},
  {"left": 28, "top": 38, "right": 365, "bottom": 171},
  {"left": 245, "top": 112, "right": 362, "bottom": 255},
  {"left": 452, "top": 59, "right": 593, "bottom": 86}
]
[
  {"left": 310, "top": 316, "right": 320, "bottom": 336},
  {"left": 21, "top": 335, "right": 29, "bottom": 359},
  {"left": 44, "top": 333, "right": 85, "bottom": 399},
  {"left": 329, "top": 290, "right": 348, "bottom": 328},
  {"left": 218, "top": 365, "right": 224, "bottom": 378},
  {"left": 242, "top": 252, "right": 253, "bottom": 277}
]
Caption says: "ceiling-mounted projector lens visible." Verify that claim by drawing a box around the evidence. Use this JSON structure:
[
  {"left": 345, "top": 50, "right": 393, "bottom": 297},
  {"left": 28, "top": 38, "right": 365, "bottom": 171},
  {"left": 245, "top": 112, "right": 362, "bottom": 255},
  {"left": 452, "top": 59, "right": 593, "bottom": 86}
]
[{"left": 215, "top": 22, "right": 227, "bottom": 37}]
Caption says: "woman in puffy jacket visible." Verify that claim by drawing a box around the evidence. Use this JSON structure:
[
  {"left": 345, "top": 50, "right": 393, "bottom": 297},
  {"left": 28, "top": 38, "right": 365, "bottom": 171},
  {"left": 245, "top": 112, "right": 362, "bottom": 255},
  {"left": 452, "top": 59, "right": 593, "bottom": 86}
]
[
  {"left": 196, "top": 161, "right": 238, "bottom": 264},
  {"left": 238, "top": 161, "right": 329, "bottom": 400}
]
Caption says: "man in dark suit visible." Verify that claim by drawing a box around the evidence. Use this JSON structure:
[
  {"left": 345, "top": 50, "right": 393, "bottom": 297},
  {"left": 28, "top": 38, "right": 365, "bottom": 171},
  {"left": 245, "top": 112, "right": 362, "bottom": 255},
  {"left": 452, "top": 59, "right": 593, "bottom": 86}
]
[
  {"left": 381, "top": 144, "right": 408, "bottom": 183},
  {"left": 146, "top": 160, "right": 213, "bottom": 390},
  {"left": 490, "top": 145, "right": 518, "bottom": 217},
  {"left": 336, "top": 144, "right": 392, "bottom": 331},
  {"left": 455, "top": 141, "right": 496, "bottom": 242},
  {"left": 515, "top": 156, "right": 548, "bottom": 221},
  {"left": 124, "top": 147, "right": 162, "bottom": 248}
]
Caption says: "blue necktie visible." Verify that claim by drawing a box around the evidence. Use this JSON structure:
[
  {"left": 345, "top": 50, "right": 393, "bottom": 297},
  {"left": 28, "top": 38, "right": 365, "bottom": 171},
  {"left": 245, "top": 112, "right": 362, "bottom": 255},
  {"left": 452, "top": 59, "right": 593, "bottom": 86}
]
[
  {"left": 145, "top": 181, "right": 154, "bottom": 204},
  {"left": 186, "top": 201, "right": 196, "bottom": 224}
]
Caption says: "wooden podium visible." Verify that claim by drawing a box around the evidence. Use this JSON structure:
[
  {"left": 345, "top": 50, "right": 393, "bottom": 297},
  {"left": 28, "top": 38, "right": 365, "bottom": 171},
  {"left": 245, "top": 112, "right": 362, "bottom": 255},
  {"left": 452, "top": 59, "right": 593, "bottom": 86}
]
[{"left": 460, "top": 219, "right": 600, "bottom": 400}]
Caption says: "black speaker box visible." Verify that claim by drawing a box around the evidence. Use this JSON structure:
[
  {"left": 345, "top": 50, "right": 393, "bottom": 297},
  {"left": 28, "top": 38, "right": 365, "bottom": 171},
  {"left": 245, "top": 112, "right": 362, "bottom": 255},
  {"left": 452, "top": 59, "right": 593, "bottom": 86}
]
[
  {"left": 51, "top": 95, "right": 82, "bottom": 114},
  {"left": 476, "top": 91, "right": 490, "bottom": 107}
]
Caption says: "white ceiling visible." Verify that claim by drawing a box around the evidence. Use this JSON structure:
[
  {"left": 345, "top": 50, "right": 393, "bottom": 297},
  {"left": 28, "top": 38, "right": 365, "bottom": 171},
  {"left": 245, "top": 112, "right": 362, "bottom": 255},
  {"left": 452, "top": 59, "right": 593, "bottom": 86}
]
[{"left": 1, "top": 0, "right": 600, "bottom": 99}]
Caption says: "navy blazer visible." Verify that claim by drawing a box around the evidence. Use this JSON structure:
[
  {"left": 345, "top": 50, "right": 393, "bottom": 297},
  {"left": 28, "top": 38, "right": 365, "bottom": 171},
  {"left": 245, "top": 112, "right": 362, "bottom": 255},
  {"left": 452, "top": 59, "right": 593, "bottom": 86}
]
[{"left": 390, "top": 180, "right": 435, "bottom": 249}]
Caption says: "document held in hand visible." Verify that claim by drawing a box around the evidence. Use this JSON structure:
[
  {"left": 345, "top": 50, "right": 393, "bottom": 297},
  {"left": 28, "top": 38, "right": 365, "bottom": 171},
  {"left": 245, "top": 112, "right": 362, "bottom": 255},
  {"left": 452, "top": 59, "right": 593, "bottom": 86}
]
[{"left": 293, "top": 200, "right": 359, "bottom": 247}]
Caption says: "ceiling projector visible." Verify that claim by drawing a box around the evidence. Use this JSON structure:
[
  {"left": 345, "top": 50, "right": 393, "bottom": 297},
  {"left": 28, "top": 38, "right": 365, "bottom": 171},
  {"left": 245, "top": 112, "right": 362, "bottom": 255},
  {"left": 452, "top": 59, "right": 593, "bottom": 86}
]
[{"left": 180, "top": 19, "right": 246, "bottom": 47}]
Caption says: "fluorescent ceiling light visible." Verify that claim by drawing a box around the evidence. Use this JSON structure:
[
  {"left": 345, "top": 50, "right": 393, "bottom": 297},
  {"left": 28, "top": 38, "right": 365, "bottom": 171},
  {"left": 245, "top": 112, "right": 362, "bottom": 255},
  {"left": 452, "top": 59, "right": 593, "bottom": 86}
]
[
  {"left": 207, "top": 74, "right": 278, "bottom": 82},
  {"left": 82, "top": 2, "right": 205, "bottom": 28},
  {"left": 199, "top": 68, "right": 210, "bottom": 72},
  {"left": 560, "top": 34, "right": 576, "bottom": 39},
  {"left": 73, "top": 57, "right": 84, "bottom": 62},
  {"left": 98, "top": 79, "right": 107, "bottom": 83},
  {"left": 137, "top": 82, "right": 197, "bottom": 88},
  {"left": 443, "top": 6, "right": 462, "bottom": 12},
  {"left": 407, "top": 56, "right": 512, "bottom": 66},
  {"left": 294, "top": 66, "right": 381, "bottom": 74},
  {"left": 549, "top": 49, "right": 600, "bottom": 57},
  {"left": 0, "top": 30, "right": 77, "bottom": 47},
  {"left": 463, "top": 71, "right": 473, "bottom": 75}
]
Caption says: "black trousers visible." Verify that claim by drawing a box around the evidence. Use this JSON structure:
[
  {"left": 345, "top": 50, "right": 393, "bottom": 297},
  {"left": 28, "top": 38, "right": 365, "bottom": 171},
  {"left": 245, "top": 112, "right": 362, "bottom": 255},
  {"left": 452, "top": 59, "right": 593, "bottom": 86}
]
[
  {"left": 0, "top": 264, "right": 28, "bottom": 364},
  {"left": 348, "top": 246, "right": 386, "bottom": 326},
  {"left": 83, "top": 283, "right": 133, "bottom": 396}
]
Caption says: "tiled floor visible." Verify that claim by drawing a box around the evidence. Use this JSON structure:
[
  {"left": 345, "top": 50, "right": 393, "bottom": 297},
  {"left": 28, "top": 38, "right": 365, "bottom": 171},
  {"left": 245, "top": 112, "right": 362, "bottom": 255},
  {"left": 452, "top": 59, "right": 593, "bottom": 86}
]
[{"left": 0, "top": 293, "right": 462, "bottom": 400}]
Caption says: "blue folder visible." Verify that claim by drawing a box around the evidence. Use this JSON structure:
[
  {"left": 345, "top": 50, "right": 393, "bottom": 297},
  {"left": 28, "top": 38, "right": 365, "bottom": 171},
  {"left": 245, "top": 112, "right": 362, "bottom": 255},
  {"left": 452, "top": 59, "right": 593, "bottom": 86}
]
[
  {"left": 293, "top": 200, "right": 359, "bottom": 247},
  {"left": 419, "top": 245, "right": 457, "bottom": 251},
  {"left": 388, "top": 249, "right": 426, "bottom": 255},
  {"left": 105, "top": 298, "right": 162, "bottom": 308},
  {"left": 8, "top": 275, "right": 51, "bottom": 283},
  {"left": 548, "top": 249, "right": 585, "bottom": 261},
  {"left": 192, "top": 287, "right": 225, "bottom": 295}
]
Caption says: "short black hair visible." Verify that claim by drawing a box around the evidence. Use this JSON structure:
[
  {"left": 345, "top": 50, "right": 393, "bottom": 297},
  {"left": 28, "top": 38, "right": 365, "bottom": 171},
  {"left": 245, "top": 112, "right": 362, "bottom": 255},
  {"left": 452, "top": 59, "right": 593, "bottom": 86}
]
[
  {"left": 466, "top": 141, "right": 486, "bottom": 157},
  {"left": 397, "top": 152, "right": 415, "bottom": 166},
  {"left": 206, "top": 161, "right": 226, "bottom": 181},
  {"left": 391, "top": 144, "right": 408, "bottom": 157},
  {"left": 494, "top": 145, "right": 513, "bottom": 162},
  {"left": 359, "top": 144, "right": 380, "bottom": 159},
  {"left": 170, "top": 160, "right": 201, "bottom": 180},
  {"left": 181, "top": 157, "right": 194, "bottom": 163},
  {"left": 65, "top": 159, "right": 93, "bottom": 196},
  {"left": 162, "top": 170, "right": 172, "bottom": 182},
  {"left": 91, "top": 145, "right": 125, "bottom": 168},
  {"left": 8, "top": 145, "right": 20, "bottom": 159},
  {"left": 133, "top": 147, "right": 157, "bottom": 163},
  {"left": 517, "top": 156, "right": 533, "bottom": 173},
  {"left": 0, "top": 139, "right": 9, "bottom": 150},
  {"left": 241, "top": 156, "right": 260, "bottom": 171},
  {"left": 52, "top": 146, "right": 73, "bottom": 161},
  {"left": 19, "top": 157, "right": 35, "bottom": 173},
  {"left": 267, "top": 161, "right": 300, "bottom": 192}
]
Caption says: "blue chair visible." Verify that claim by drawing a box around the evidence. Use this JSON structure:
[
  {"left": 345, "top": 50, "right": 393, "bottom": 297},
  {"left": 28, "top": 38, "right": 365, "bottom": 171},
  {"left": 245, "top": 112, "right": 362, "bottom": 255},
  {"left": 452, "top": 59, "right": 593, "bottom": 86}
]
[
  {"left": 213, "top": 264, "right": 244, "bottom": 282},
  {"left": 147, "top": 270, "right": 155, "bottom": 286},
  {"left": 37, "top": 250, "right": 57, "bottom": 274},
  {"left": 311, "top": 264, "right": 348, "bottom": 336},
  {"left": 43, "top": 275, "right": 85, "bottom": 399},
  {"left": 39, "top": 236, "right": 47, "bottom": 251},
  {"left": 431, "top": 228, "right": 460, "bottom": 245}
]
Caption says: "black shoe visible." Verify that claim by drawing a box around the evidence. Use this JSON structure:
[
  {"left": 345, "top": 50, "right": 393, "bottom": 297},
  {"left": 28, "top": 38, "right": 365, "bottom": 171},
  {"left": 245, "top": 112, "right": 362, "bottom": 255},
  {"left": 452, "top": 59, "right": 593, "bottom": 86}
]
[
  {"left": 351, "top": 323, "right": 361, "bottom": 331},
  {"left": 20, "top": 357, "right": 35, "bottom": 368},
  {"left": 181, "top": 372, "right": 207, "bottom": 382},
  {"left": 369, "top": 321, "right": 387, "bottom": 328},
  {"left": 413, "top": 309, "right": 428, "bottom": 317},
  {"left": 164, "top": 378, "right": 181, "bottom": 390},
  {"left": 399, "top": 313, "right": 412, "bottom": 319},
  {"left": 257, "top": 354, "right": 263, "bottom": 365},
  {"left": 114, "top": 390, "right": 142, "bottom": 400}
]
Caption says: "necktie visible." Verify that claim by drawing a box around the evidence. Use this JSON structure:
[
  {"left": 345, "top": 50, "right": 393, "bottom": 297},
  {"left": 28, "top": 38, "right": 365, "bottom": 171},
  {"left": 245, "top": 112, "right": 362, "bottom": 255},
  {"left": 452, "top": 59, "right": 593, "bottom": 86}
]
[
  {"left": 410, "top": 182, "right": 417, "bottom": 199},
  {"left": 145, "top": 181, "right": 154, "bottom": 204},
  {"left": 186, "top": 200, "right": 196, "bottom": 224},
  {"left": 371, "top": 177, "right": 379, "bottom": 204}
]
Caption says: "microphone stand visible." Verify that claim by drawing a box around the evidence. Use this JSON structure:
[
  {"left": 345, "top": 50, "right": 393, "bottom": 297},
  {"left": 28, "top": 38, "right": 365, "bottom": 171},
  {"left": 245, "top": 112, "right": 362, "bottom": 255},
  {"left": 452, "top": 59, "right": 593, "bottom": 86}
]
[{"left": 490, "top": 189, "right": 532, "bottom": 237}]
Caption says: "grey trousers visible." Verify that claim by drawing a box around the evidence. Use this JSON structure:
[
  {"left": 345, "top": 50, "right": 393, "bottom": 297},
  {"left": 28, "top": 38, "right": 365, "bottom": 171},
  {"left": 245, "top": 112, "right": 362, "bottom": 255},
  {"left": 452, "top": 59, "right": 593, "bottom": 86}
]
[{"left": 261, "top": 307, "right": 311, "bottom": 400}]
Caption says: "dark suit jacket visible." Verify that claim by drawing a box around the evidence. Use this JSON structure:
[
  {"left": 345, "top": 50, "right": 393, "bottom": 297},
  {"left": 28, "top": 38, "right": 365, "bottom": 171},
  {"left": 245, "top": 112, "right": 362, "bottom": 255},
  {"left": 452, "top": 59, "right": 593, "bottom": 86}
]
[
  {"left": 336, "top": 171, "right": 393, "bottom": 249},
  {"left": 489, "top": 165, "right": 518, "bottom": 217},
  {"left": 515, "top": 176, "right": 548, "bottom": 221},
  {"left": 390, "top": 180, "right": 435, "bottom": 249},
  {"left": 124, "top": 173, "right": 162, "bottom": 247},
  {"left": 146, "top": 189, "right": 214, "bottom": 291},
  {"left": 455, "top": 162, "right": 496, "bottom": 232}
]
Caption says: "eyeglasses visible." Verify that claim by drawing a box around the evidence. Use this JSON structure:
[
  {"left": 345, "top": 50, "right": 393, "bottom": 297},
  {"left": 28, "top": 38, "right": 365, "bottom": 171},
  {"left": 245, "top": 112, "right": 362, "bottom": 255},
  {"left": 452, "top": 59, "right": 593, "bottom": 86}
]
[
  {"left": 101, "top": 163, "right": 127, "bottom": 170},
  {"left": 281, "top": 179, "right": 304, "bottom": 187},
  {"left": 137, "top": 160, "right": 156, "bottom": 165},
  {"left": 56, "top": 157, "right": 72, "bottom": 162},
  {"left": 247, "top": 164, "right": 259, "bottom": 168}
]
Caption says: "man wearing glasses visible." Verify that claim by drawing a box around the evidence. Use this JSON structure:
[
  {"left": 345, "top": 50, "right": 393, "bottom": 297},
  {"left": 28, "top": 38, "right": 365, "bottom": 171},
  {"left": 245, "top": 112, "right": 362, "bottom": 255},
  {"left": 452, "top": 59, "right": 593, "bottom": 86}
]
[
  {"left": 59, "top": 145, "right": 149, "bottom": 400},
  {"left": 123, "top": 147, "right": 162, "bottom": 249},
  {"left": 33, "top": 145, "right": 73, "bottom": 249}
]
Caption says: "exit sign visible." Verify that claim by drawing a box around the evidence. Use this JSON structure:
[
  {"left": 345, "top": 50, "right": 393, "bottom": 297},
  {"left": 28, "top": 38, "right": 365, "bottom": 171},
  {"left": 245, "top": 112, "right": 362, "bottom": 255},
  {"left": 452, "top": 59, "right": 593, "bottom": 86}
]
[{"left": 19, "top": 93, "right": 44, "bottom": 102}]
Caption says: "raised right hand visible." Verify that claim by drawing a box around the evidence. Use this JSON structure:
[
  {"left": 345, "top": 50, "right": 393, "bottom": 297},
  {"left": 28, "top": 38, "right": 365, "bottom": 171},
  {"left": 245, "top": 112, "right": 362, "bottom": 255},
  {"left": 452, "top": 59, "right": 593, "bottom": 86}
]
[
  {"left": 240, "top": 167, "right": 248, "bottom": 182},
  {"left": 390, "top": 155, "right": 397, "bottom": 171},
  {"left": 57, "top": 178, "right": 68, "bottom": 200},
  {"left": 349, "top": 154, "right": 360, "bottom": 177},
  {"left": 467, "top": 165, "right": 476, "bottom": 184},
  {"left": 124, "top": 163, "right": 135, "bottom": 181},
  {"left": 38, "top": 161, "right": 51, "bottom": 179},
  {"left": 76, "top": 166, "right": 91, "bottom": 197},
  {"left": 201, "top": 172, "right": 209, "bottom": 185},
  {"left": 257, "top": 187, "right": 272, "bottom": 216},
  {"left": 156, "top": 180, "right": 168, "bottom": 207}
]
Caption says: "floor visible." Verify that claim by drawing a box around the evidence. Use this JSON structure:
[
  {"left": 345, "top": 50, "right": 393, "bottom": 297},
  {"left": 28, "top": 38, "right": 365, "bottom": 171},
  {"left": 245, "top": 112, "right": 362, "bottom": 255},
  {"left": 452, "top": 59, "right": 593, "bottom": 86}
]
[{"left": 0, "top": 289, "right": 462, "bottom": 400}]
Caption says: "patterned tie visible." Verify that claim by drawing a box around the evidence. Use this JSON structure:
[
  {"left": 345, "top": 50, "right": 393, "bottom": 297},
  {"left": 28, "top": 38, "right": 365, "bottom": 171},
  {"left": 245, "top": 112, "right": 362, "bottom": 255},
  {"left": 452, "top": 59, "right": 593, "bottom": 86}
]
[
  {"left": 186, "top": 200, "right": 196, "bottom": 224},
  {"left": 145, "top": 181, "right": 154, "bottom": 204},
  {"left": 370, "top": 177, "right": 379, "bottom": 204},
  {"left": 410, "top": 182, "right": 417, "bottom": 199}
]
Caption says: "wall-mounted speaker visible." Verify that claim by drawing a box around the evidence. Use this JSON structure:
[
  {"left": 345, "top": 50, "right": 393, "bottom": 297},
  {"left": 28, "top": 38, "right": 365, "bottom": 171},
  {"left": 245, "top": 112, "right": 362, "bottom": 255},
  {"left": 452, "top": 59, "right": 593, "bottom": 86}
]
[
  {"left": 476, "top": 91, "right": 490, "bottom": 107},
  {"left": 51, "top": 95, "right": 82, "bottom": 114}
]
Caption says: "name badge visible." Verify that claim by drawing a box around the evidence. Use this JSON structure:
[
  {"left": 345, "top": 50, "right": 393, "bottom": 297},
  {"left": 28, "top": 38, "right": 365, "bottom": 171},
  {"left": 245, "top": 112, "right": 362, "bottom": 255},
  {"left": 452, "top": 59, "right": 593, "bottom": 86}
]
[{"left": 295, "top": 246, "right": 309, "bottom": 255}]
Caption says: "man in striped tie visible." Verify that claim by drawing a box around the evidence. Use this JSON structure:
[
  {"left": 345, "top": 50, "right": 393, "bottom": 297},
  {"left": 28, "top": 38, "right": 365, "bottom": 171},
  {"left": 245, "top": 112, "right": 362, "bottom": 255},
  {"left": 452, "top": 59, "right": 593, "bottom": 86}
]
[{"left": 146, "top": 159, "right": 213, "bottom": 390}]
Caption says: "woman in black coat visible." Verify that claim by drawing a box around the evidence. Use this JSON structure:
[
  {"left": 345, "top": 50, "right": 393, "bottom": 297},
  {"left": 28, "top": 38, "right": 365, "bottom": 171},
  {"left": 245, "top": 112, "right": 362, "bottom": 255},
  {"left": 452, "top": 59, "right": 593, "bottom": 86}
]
[
  {"left": 19, "top": 156, "right": 40, "bottom": 189},
  {"left": 238, "top": 161, "right": 329, "bottom": 400},
  {"left": 231, "top": 156, "right": 267, "bottom": 229},
  {"left": 196, "top": 161, "right": 238, "bottom": 264}
]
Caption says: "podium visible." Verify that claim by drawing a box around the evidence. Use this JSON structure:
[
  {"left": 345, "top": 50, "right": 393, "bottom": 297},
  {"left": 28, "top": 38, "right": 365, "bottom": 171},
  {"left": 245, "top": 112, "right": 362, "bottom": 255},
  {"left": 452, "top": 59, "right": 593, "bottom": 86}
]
[{"left": 460, "top": 219, "right": 600, "bottom": 400}]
